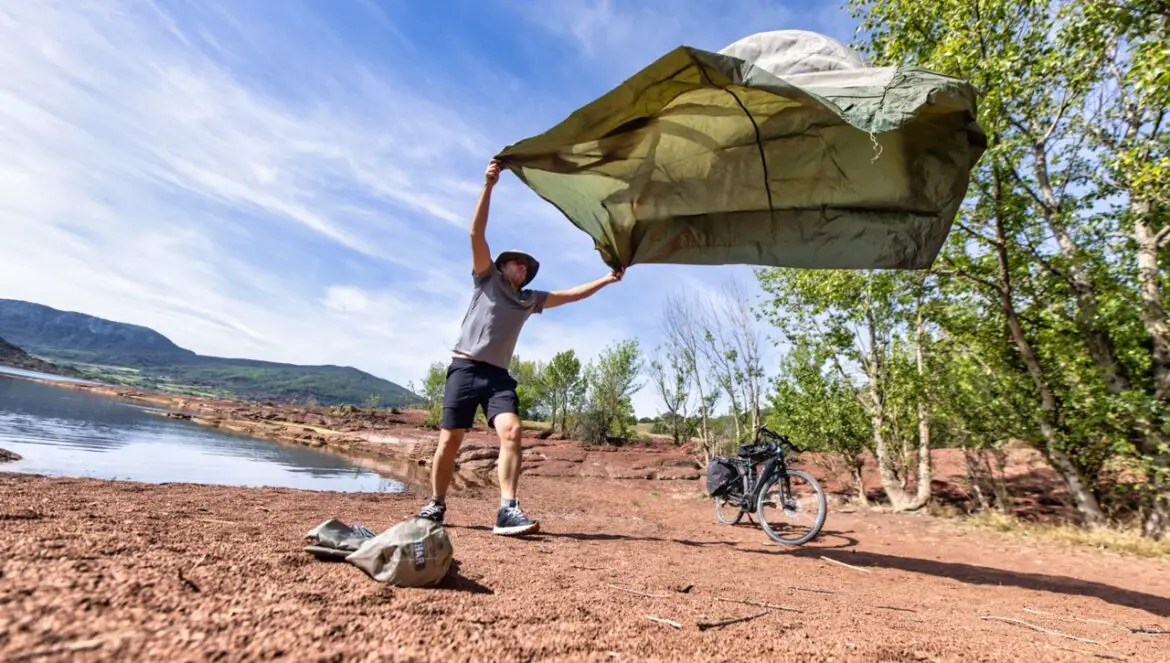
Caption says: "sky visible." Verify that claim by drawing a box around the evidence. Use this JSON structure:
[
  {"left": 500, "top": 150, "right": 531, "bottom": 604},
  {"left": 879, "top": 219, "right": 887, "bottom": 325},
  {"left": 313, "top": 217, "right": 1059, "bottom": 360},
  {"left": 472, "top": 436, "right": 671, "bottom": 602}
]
[{"left": 0, "top": 0, "right": 860, "bottom": 417}]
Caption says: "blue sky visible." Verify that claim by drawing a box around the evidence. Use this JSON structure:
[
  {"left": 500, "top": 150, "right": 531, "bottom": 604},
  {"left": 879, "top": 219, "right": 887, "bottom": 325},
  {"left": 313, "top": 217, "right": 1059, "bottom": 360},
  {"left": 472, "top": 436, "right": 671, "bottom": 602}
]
[{"left": 0, "top": 0, "right": 859, "bottom": 417}]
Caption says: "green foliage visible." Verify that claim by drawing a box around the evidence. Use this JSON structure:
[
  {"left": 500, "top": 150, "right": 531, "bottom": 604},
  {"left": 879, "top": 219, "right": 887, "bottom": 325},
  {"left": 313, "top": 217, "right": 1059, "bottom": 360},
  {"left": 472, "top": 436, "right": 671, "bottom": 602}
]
[
  {"left": 768, "top": 340, "right": 870, "bottom": 458},
  {"left": 840, "top": 0, "right": 1168, "bottom": 534},
  {"left": 0, "top": 335, "right": 85, "bottom": 378},
  {"left": 410, "top": 362, "right": 448, "bottom": 429},
  {"left": 576, "top": 339, "right": 644, "bottom": 445},
  {"left": 541, "top": 350, "right": 583, "bottom": 435},
  {"left": 509, "top": 356, "right": 546, "bottom": 421}
]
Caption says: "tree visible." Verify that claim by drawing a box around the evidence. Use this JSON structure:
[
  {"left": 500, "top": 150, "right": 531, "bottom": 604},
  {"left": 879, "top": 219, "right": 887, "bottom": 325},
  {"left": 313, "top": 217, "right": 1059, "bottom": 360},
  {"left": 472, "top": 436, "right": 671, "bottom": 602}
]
[
  {"left": 1065, "top": 0, "right": 1170, "bottom": 538},
  {"left": 648, "top": 344, "right": 692, "bottom": 445},
  {"left": 661, "top": 292, "right": 716, "bottom": 448},
  {"left": 509, "top": 355, "right": 546, "bottom": 421},
  {"left": 846, "top": 0, "right": 1123, "bottom": 529},
  {"left": 410, "top": 361, "right": 447, "bottom": 428},
  {"left": 541, "top": 350, "right": 582, "bottom": 435},
  {"left": 756, "top": 268, "right": 934, "bottom": 511},
  {"left": 722, "top": 279, "right": 766, "bottom": 438},
  {"left": 768, "top": 340, "right": 872, "bottom": 505},
  {"left": 577, "top": 339, "right": 645, "bottom": 444}
]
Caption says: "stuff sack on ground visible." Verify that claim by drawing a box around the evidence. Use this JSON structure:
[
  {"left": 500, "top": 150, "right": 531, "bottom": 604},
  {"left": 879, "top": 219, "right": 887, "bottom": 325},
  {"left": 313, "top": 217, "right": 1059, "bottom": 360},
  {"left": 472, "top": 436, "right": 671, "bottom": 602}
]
[
  {"left": 706, "top": 456, "right": 740, "bottom": 497},
  {"left": 303, "top": 518, "right": 376, "bottom": 560},
  {"left": 345, "top": 516, "right": 454, "bottom": 587},
  {"left": 496, "top": 29, "right": 986, "bottom": 273}
]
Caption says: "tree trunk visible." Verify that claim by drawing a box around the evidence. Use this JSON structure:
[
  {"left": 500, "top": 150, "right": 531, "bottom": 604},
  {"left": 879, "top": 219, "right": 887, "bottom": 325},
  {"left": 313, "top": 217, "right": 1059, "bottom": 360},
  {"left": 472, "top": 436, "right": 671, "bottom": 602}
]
[
  {"left": 852, "top": 456, "right": 870, "bottom": 508},
  {"left": 990, "top": 175, "right": 1105, "bottom": 527},
  {"left": 1145, "top": 466, "right": 1170, "bottom": 541},
  {"left": 1033, "top": 144, "right": 1132, "bottom": 394},
  {"left": 864, "top": 308, "right": 918, "bottom": 512},
  {"left": 692, "top": 356, "right": 711, "bottom": 450},
  {"left": 1134, "top": 203, "right": 1170, "bottom": 402},
  {"left": 1128, "top": 200, "right": 1170, "bottom": 540},
  {"left": 911, "top": 301, "right": 933, "bottom": 510}
]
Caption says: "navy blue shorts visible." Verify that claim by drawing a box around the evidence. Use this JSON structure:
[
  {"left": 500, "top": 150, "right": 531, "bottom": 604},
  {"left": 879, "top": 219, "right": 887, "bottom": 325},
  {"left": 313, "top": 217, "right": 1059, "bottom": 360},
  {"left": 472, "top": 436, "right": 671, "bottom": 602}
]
[{"left": 440, "top": 358, "right": 519, "bottom": 430}]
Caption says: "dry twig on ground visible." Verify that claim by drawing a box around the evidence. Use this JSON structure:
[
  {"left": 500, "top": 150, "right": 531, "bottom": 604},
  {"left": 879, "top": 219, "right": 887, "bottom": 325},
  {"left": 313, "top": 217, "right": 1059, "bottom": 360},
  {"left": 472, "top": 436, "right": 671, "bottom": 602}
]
[
  {"left": 714, "top": 597, "right": 802, "bottom": 613},
  {"left": 820, "top": 555, "right": 872, "bottom": 573},
  {"left": 606, "top": 584, "right": 671, "bottom": 599},
  {"left": 980, "top": 616, "right": 1103, "bottom": 646},
  {"left": 1023, "top": 607, "right": 1125, "bottom": 631},
  {"left": 697, "top": 611, "right": 770, "bottom": 631},
  {"left": 646, "top": 615, "right": 682, "bottom": 629}
]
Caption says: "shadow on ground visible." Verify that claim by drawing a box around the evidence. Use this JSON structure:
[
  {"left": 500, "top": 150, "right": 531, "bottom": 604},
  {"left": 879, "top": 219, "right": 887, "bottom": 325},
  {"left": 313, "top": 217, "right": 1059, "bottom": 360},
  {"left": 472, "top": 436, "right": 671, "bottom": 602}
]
[
  {"left": 451, "top": 524, "right": 860, "bottom": 552},
  {"left": 769, "top": 548, "right": 1170, "bottom": 618},
  {"left": 437, "top": 560, "right": 494, "bottom": 594}
]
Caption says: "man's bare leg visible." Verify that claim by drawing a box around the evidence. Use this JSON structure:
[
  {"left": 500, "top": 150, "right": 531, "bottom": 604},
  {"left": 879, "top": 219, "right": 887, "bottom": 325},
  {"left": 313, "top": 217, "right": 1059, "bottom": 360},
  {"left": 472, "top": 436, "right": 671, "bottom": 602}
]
[
  {"left": 416, "top": 426, "right": 464, "bottom": 522},
  {"left": 431, "top": 427, "right": 465, "bottom": 499},
  {"left": 491, "top": 412, "right": 539, "bottom": 535},
  {"left": 493, "top": 413, "right": 523, "bottom": 500}
]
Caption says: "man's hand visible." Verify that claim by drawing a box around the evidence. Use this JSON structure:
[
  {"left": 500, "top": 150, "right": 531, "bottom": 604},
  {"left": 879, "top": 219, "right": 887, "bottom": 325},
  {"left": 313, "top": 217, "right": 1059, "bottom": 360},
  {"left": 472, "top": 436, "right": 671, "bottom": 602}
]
[
  {"left": 601, "top": 267, "right": 625, "bottom": 285},
  {"left": 485, "top": 159, "right": 502, "bottom": 188}
]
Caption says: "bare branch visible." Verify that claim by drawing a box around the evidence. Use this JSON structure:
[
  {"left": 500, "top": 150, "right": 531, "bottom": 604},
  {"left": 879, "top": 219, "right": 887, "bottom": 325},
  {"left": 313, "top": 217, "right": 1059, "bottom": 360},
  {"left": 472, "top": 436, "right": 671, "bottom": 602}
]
[
  {"left": 1006, "top": 163, "right": 1050, "bottom": 211},
  {"left": 1040, "top": 89, "right": 1075, "bottom": 146},
  {"left": 1018, "top": 235, "right": 1074, "bottom": 285},
  {"left": 1156, "top": 225, "right": 1170, "bottom": 248},
  {"left": 933, "top": 263, "right": 1006, "bottom": 296},
  {"left": 956, "top": 220, "right": 1001, "bottom": 247}
]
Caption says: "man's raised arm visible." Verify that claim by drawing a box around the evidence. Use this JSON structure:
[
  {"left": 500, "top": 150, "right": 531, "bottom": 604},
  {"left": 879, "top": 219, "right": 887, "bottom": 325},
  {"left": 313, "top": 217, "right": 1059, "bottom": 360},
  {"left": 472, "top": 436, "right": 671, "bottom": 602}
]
[
  {"left": 471, "top": 159, "right": 500, "bottom": 276},
  {"left": 543, "top": 268, "right": 625, "bottom": 310}
]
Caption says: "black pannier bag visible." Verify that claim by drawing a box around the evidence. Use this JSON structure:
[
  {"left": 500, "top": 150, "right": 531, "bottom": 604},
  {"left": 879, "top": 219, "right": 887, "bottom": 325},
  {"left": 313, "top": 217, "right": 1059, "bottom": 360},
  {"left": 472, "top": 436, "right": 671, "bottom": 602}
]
[{"left": 706, "top": 455, "right": 740, "bottom": 496}]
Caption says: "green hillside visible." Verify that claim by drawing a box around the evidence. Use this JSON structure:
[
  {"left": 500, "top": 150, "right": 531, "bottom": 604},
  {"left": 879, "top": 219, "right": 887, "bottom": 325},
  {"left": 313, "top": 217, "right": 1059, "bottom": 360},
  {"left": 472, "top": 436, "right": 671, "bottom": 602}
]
[
  {"left": 0, "top": 335, "right": 85, "bottom": 378},
  {"left": 0, "top": 299, "right": 419, "bottom": 407}
]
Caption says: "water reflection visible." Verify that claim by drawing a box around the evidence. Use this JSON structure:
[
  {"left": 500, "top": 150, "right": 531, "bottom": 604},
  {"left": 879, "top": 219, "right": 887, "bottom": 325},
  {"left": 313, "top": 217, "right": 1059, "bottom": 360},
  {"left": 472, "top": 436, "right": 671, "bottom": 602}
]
[{"left": 0, "top": 371, "right": 407, "bottom": 493}]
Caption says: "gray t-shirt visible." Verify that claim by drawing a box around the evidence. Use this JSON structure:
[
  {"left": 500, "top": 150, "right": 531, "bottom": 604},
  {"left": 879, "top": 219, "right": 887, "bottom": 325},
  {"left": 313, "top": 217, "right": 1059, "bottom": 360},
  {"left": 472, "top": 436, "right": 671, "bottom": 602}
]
[{"left": 452, "top": 263, "right": 549, "bottom": 369}]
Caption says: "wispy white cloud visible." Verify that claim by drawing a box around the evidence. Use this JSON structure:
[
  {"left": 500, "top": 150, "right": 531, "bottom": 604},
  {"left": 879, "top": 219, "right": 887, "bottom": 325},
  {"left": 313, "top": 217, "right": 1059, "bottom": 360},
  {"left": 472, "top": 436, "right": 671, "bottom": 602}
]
[{"left": 0, "top": 0, "right": 855, "bottom": 418}]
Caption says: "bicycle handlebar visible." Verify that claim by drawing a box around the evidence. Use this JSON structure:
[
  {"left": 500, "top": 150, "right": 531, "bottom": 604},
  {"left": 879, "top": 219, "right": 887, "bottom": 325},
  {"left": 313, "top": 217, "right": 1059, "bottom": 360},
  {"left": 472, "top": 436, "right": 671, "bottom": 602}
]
[{"left": 755, "top": 425, "right": 804, "bottom": 453}]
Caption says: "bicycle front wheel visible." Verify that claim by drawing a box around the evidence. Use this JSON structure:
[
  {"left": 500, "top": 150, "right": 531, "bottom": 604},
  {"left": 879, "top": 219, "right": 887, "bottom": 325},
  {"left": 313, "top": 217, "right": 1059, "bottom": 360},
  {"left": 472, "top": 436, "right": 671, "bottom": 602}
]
[{"left": 756, "top": 469, "right": 826, "bottom": 545}]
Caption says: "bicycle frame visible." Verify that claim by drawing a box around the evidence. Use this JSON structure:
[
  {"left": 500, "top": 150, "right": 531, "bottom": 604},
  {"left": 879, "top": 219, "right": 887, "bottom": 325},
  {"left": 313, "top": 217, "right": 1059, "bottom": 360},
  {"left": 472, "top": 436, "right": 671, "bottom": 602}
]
[
  {"left": 714, "top": 425, "right": 827, "bottom": 546},
  {"left": 724, "top": 427, "right": 794, "bottom": 509}
]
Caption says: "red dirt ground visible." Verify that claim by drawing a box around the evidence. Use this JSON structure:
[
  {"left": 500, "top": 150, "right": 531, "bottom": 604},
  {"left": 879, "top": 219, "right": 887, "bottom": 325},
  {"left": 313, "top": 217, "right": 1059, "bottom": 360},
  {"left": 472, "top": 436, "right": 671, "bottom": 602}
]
[{"left": 2, "top": 471, "right": 1166, "bottom": 662}]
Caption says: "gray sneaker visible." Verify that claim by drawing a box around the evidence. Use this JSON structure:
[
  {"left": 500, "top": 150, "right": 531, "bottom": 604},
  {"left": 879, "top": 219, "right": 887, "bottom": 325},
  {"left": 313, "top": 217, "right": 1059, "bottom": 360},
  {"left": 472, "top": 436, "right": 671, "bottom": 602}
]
[
  {"left": 416, "top": 498, "right": 446, "bottom": 524},
  {"left": 493, "top": 501, "right": 539, "bottom": 536}
]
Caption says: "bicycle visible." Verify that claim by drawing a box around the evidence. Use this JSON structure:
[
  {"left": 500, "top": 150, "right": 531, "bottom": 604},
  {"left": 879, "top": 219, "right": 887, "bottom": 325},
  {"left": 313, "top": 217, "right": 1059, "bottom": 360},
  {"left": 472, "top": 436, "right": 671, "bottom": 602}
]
[{"left": 707, "top": 425, "right": 827, "bottom": 545}]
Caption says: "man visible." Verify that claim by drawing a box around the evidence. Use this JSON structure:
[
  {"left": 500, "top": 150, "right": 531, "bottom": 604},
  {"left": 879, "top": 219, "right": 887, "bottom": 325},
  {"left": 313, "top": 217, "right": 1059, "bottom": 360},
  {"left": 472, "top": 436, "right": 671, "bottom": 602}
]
[{"left": 415, "top": 158, "right": 624, "bottom": 536}]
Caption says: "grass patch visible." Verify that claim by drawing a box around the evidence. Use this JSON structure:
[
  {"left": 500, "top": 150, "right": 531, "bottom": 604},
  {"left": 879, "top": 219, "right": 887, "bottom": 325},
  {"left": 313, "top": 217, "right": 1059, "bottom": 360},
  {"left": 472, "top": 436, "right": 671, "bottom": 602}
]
[{"left": 958, "top": 511, "right": 1170, "bottom": 560}]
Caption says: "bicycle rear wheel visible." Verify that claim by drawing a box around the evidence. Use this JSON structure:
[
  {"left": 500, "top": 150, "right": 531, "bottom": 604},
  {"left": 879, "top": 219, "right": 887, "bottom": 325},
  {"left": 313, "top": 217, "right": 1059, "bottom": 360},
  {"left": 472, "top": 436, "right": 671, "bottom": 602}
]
[
  {"left": 756, "top": 469, "right": 826, "bottom": 545},
  {"left": 714, "top": 495, "right": 745, "bottom": 524}
]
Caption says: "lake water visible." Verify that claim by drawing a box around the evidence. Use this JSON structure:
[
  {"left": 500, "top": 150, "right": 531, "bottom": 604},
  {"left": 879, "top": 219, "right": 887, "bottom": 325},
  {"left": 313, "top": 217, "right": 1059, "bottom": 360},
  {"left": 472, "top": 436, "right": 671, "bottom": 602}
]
[{"left": 0, "top": 367, "right": 407, "bottom": 493}]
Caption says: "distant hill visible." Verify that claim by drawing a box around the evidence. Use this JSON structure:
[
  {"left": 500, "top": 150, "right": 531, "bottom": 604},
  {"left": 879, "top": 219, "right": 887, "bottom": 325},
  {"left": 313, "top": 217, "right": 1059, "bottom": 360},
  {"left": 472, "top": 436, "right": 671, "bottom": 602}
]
[
  {"left": 0, "top": 334, "right": 85, "bottom": 377},
  {"left": 0, "top": 299, "right": 419, "bottom": 407}
]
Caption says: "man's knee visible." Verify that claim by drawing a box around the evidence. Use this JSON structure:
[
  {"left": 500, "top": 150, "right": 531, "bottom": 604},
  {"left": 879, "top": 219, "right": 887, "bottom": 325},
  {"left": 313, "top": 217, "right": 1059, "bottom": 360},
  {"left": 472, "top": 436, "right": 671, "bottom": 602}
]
[
  {"left": 493, "top": 414, "right": 522, "bottom": 450},
  {"left": 437, "top": 428, "right": 465, "bottom": 455}
]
